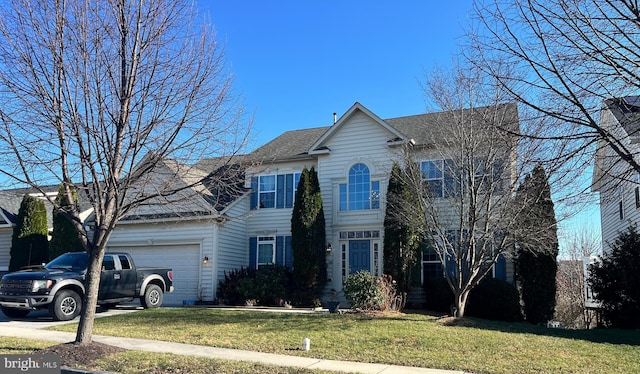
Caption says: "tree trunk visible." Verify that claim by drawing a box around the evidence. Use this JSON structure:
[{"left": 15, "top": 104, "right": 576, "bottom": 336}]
[
  {"left": 453, "top": 290, "right": 469, "bottom": 318},
  {"left": 75, "top": 250, "right": 104, "bottom": 343}
]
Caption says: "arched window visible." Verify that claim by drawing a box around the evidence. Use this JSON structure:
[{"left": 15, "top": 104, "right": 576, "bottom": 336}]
[{"left": 339, "top": 163, "right": 380, "bottom": 211}]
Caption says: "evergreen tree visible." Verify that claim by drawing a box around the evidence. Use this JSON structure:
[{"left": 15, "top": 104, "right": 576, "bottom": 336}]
[
  {"left": 291, "top": 166, "right": 327, "bottom": 305},
  {"left": 515, "top": 164, "right": 559, "bottom": 324},
  {"left": 588, "top": 225, "right": 640, "bottom": 329},
  {"left": 383, "top": 162, "right": 425, "bottom": 293},
  {"left": 50, "top": 184, "right": 84, "bottom": 258},
  {"left": 9, "top": 194, "right": 49, "bottom": 271}
]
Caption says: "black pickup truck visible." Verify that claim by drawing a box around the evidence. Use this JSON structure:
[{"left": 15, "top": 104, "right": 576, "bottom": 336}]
[{"left": 0, "top": 252, "right": 174, "bottom": 321}]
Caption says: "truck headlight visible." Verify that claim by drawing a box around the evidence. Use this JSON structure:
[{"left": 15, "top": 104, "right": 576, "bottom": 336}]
[{"left": 31, "top": 280, "right": 54, "bottom": 292}]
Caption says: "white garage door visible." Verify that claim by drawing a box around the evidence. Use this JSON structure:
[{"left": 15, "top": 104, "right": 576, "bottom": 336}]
[{"left": 112, "top": 244, "right": 200, "bottom": 306}]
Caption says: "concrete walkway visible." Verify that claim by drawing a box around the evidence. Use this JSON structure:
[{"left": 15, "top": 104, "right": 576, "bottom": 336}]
[{"left": 0, "top": 311, "right": 467, "bottom": 374}]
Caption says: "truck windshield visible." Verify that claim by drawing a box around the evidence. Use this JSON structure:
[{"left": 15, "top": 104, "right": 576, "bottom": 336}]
[{"left": 45, "top": 252, "right": 88, "bottom": 271}]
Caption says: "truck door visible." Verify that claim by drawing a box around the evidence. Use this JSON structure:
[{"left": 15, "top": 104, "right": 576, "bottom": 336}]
[
  {"left": 99, "top": 255, "right": 118, "bottom": 300},
  {"left": 116, "top": 254, "right": 137, "bottom": 298}
]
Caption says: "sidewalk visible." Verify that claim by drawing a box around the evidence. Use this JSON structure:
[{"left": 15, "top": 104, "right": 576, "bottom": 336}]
[{"left": 0, "top": 324, "right": 466, "bottom": 374}]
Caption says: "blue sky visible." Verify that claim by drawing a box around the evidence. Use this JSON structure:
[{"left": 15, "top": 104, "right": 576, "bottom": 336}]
[
  {"left": 206, "top": 1, "right": 601, "bottom": 253},
  {"left": 206, "top": 1, "right": 474, "bottom": 147}
]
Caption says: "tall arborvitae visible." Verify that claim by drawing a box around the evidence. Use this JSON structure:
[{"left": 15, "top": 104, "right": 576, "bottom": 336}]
[
  {"left": 516, "top": 164, "right": 559, "bottom": 324},
  {"left": 50, "top": 184, "right": 84, "bottom": 258},
  {"left": 9, "top": 194, "right": 49, "bottom": 271},
  {"left": 383, "top": 162, "right": 425, "bottom": 293},
  {"left": 291, "top": 166, "right": 327, "bottom": 305}
]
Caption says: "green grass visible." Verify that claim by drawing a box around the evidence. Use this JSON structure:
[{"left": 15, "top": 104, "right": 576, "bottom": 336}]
[
  {"left": 93, "top": 351, "right": 343, "bottom": 374},
  {"left": 0, "top": 337, "right": 55, "bottom": 354},
  {"left": 0, "top": 336, "right": 343, "bottom": 374},
  {"left": 49, "top": 308, "right": 640, "bottom": 374}
]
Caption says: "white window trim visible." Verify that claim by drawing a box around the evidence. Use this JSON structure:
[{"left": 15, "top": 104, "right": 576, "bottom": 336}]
[
  {"left": 421, "top": 160, "right": 445, "bottom": 198},
  {"left": 257, "top": 236, "right": 276, "bottom": 266}
]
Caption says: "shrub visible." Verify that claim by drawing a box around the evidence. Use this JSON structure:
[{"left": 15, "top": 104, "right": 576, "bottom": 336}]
[
  {"left": 218, "top": 267, "right": 256, "bottom": 305},
  {"left": 254, "top": 265, "right": 291, "bottom": 306},
  {"left": 9, "top": 194, "right": 49, "bottom": 271},
  {"left": 467, "top": 278, "right": 522, "bottom": 321},
  {"left": 344, "top": 271, "right": 384, "bottom": 310},
  {"left": 589, "top": 225, "right": 640, "bottom": 329},
  {"left": 218, "top": 265, "right": 292, "bottom": 306},
  {"left": 424, "top": 277, "right": 453, "bottom": 313},
  {"left": 378, "top": 274, "right": 406, "bottom": 312}
]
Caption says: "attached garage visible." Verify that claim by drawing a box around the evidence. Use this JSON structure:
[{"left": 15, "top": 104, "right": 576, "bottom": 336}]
[{"left": 108, "top": 244, "right": 201, "bottom": 306}]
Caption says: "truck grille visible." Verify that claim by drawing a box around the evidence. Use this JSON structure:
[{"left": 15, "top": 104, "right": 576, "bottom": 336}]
[{"left": 0, "top": 279, "right": 32, "bottom": 292}]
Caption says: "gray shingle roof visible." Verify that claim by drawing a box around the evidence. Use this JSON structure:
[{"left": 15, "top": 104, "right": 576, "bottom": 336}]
[
  {"left": 605, "top": 96, "right": 640, "bottom": 138},
  {"left": 242, "top": 102, "right": 519, "bottom": 161},
  {"left": 248, "top": 126, "right": 331, "bottom": 162}
]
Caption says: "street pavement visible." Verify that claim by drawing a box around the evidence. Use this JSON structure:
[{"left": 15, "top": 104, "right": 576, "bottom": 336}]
[{"left": 0, "top": 307, "right": 468, "bottom": 374}]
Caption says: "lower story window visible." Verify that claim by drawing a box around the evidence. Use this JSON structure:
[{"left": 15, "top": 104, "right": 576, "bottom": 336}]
[
  {"left": 258, "top": 236, "right": 275, "bottom": 266},
  {"left": 422, "top": 246, "right": 443, "bottom": 282}
]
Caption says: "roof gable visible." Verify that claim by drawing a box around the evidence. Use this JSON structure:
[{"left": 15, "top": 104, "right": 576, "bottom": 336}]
[
  {"left": 120, "top": 156, "right": 248, "bottom": 221},
  {"left": 604, "top": 96, "right": 640, "bottom": 141},
  {"left": 308, "top": 102, "right": 407, "bottom": 154}
]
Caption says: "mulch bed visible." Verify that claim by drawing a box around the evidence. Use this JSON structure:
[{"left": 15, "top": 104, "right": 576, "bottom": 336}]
[{"left": 34, "top": 341, "right": 127, "bottom": 370}]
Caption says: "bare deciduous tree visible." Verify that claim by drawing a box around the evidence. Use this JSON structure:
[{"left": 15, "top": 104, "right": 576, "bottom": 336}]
[
  {"left": 555, "top": 228, "right": 601, "bottom": 328},
  {"left": 0, "top": 0, "right": 249, "bottom": 343},
  {"left": 384, "top": 58, "right": 570, "bottom": 318},
  {"left": 386, "top": 62, "right": 528, "bottom": 318},
  {"left": 470, "top": 0, "right": 640, "bottom": 181}
]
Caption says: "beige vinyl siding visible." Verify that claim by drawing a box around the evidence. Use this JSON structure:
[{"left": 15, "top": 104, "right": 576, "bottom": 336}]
[
  {"left": 316, "top": 111, "right": 398, "bottom": 289},
  {"left": 318, "top": 111, "right": 396, "bottom": 229},
  {"left": 246, "top": 160, "right": 315, "bottom": 237},
  {"left": 107, "top": 219, "right": 215, "bottom": 300},
  {"left": 215, "top": 196, "right": 250, "bottom": 295}
]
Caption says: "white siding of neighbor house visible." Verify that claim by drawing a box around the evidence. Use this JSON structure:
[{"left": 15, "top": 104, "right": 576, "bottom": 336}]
[
  {"left": 0, "top": 227, "right": 11, "bottom": 271},
  {"left": 597, "top": 108, "right": 640, "bottom": 252},
  {"left": 215, "top": 196, "right": 250, "bottom": 294}
]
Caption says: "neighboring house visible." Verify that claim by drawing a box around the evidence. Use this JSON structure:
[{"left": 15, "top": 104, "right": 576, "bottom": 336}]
[
  {"left": 1, "top": 101, "right": 518, "bottom": 304},
  {"left": 0, "top": 187, "right": 92, "bottom": 272},
  {"left": 592, "top": 96, "right": 640, "bottom": 251},
  {"left": 104, "top": 157, "right": 250, "bottom": 305}
]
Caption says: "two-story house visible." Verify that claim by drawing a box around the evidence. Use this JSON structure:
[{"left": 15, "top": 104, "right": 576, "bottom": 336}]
[
  {"left": 1, "top": 101, "right": 518, "bottom": 305},
  {"left": 593, "top": 96, "right": 640, "bottom": 251}
]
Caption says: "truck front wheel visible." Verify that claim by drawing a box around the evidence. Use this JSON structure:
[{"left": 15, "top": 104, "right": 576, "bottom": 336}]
[
  {"left": 50, "top": 289, "right": 82, "bottom": 321},
  {"left": 141, "top": 284, "right": 163, "bottom": 308},
  {"left": 1, "top": 306, "right": 30, "bottom": 319}
]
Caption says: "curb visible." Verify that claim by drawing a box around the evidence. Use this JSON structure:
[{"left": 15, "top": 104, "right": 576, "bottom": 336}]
[{"left": 61, "top": 367, "right": 117, "bottom": 374}]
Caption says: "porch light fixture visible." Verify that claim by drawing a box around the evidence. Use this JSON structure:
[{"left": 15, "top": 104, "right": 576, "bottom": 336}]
[
  {"left": 202, "top": 256, "right": 209, "bottom": 265},
  {"left": 326, "top": 243, "right": 332, "bottom": 252}
]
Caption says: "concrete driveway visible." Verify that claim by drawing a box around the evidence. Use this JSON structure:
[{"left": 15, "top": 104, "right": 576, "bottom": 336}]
[{"left": 0, "top": 304, "right": 142, "bottom": 329}]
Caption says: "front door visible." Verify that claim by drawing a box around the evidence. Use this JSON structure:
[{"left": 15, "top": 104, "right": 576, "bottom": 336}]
[{"left": 349, "top": 240, "right": 370, "bottom": 274}]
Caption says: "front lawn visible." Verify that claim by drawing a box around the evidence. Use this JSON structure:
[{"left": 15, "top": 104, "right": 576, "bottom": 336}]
[
  {"left": 0, "top": 337, "right": 343, "bottom": 374},
  {"left": 49, "top": 308, "right": 640, "bottom": 374}
]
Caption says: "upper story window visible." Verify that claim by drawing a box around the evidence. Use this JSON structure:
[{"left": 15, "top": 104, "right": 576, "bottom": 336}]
[
  {"left": 251, "top": 172, "right": 301, "bottom": 210},
  {"left": 634, "top": 172, "right": 640, "bottom": 209},
  {"left": 421, "top": 160, "right": 456, "bottom": 198},
  {"left": 421, "top": 158, "right": 504, "bottom": 198},
  {"left": 259, "top": 175, "right": 276, "bottom": 208},
  {"left": 618, "top": 185, "right": 624, "bottom": 220},
  {"left": 339, "top": 163, "right": 380, "bottom": 211}
]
